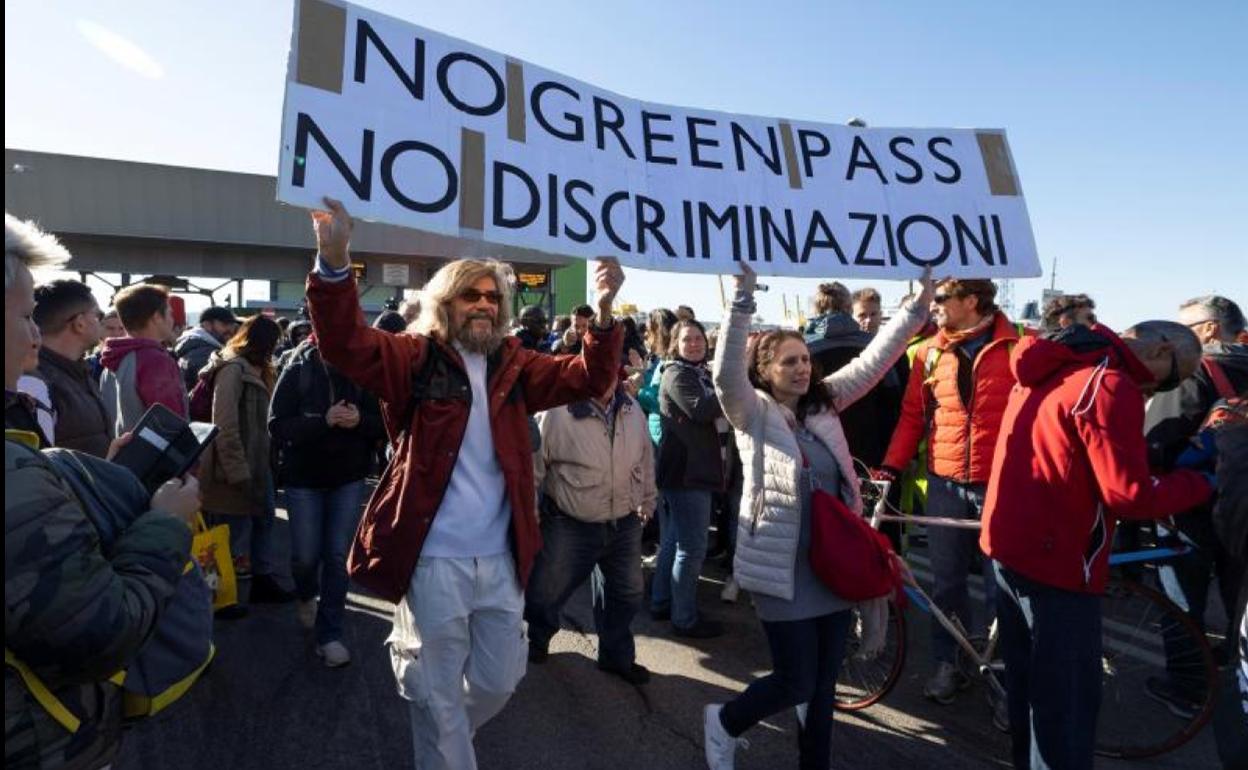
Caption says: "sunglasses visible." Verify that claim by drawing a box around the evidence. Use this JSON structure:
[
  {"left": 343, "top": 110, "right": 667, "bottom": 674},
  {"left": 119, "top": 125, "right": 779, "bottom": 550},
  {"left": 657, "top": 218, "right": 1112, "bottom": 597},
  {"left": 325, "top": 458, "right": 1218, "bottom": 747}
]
[
  {"left": 458, "top": 289, "right": 503, "bottom": 305},
  {"left": 932, "top": 294, "right": 954, "bottom": 305}
]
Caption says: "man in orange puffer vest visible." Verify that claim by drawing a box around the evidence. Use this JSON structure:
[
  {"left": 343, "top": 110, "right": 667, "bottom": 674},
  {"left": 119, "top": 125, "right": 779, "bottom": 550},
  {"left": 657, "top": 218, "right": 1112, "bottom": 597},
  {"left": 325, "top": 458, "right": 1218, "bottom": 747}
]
[{"left": 878, "top": 278, "right": 1027, "bottom": 707}]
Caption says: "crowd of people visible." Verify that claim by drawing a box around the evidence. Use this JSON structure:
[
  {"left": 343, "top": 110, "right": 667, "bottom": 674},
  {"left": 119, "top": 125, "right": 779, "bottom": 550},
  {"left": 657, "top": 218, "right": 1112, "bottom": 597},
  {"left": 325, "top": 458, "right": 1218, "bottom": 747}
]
[{"left": 5, "top": 203, "right": 1246, "bottom": 770}]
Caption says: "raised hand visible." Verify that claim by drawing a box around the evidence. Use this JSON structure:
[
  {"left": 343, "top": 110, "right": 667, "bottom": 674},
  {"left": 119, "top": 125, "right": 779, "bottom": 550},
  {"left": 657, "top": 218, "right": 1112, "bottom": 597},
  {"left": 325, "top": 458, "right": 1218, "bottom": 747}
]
[
  {"left": 593, "top": 257, "right": 625, "bottom": 325},
  {"left": 733, "top": 260, "right": 758, "bottom": 295},
  {"left": 915, "top": 265, "right": 937, "bottom": 304},
  {"left": 311, "top": 197, "right": 353, "bottom": 270}
]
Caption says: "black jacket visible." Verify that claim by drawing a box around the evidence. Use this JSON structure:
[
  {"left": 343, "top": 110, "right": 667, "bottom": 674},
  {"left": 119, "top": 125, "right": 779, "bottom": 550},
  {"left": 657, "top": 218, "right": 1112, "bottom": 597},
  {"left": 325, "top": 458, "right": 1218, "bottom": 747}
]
[
  {"left": 35, "top": 347, "right": 113, "bottom": 457},
  {"left": 268, "top": 342, "right": 386, "bottom": 488},
  {"left": 5, "top": 390, "right": 50, "bottom": 447},
  {"left": 1146, "top": 342, "right": 1248, "bottom": 468},
  {"left": 174, "top": 329, "right": 222, "bottom": 392},
  {"left": 514, "top": 328, "right": 551, "bottom": 353},
  {"left": 656, "top": 359, "right": 725, "bottom": 491},
  {"left": 806, "top": 313, "right": 909, "bottom": 467}
]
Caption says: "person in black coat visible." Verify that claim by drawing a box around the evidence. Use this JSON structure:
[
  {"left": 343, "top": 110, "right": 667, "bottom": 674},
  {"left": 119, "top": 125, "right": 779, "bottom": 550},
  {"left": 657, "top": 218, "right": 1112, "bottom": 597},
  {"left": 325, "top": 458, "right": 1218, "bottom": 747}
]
[
  {"left": 268, "top": 339, "right": 385, "bottom": 667},
  {"left": 651, "top": 319, "right": 728, "bottom": 639}
]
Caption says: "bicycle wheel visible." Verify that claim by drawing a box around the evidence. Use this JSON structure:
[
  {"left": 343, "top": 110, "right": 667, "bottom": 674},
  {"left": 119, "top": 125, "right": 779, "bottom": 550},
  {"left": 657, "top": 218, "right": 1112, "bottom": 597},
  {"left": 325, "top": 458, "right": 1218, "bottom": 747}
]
[
  {"left": 1095, "top": 578, "right": 1217, "bottom": 759},
  {"left": 835, "top": 599, "right": 906, "bottom": 711}
]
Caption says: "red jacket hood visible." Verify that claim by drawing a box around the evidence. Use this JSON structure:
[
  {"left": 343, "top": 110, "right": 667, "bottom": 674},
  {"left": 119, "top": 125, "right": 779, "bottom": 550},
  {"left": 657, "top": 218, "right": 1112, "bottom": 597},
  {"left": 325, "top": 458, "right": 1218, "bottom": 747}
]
[
  {"left": 1011, "top": 324, "right": 1156, "bottom": 390},
  {"left": 100, "top": 336, "right": 168, "bottom": 371}
]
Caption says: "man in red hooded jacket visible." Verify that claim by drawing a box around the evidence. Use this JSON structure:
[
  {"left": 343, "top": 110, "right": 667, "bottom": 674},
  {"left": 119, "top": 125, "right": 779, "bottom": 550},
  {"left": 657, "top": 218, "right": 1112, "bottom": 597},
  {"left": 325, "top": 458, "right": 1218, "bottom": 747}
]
[{"left": 981, "top": 319, "right": 1212, "bottom": 770}]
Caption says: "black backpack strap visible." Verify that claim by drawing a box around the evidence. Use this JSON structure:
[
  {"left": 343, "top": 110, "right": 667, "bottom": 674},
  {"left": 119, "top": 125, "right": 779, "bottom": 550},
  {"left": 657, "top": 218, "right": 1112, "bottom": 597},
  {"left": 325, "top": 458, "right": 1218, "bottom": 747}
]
[{"left": 400, "top": 343, "right": 442, "bottom": 438}]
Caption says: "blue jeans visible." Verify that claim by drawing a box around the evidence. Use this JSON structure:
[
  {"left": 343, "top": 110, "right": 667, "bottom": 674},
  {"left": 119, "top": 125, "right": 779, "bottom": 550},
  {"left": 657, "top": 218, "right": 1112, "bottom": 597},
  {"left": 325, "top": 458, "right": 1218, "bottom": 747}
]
[
  {"left": 994, "top": 562, "right": 1101, "bottom": 770},
  {"left": 204, "top": 480, "right": 279, "bottom": 583},
  {"left": 926, "top": 476, "right": 996, "bottom": 665},
  {"left": 285, "top": 481, "right": 366, "bottom": 644},
  {"left": 650, "top": 488, "right": 712, "bottom": 629},
  {"left": 720, "top": 611, "right": 852, "bottom": 770},
  {"left": 524, "top": 509, "right": 644, "bottom": 667}
]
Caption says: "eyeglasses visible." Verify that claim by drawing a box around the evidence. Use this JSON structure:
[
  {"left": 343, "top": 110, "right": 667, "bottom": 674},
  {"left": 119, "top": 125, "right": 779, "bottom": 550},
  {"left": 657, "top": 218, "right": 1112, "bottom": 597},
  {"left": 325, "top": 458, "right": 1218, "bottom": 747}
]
[
  {"left": 932, "top": 294, "right": 953, "bottom": 305},
  {"left": 459, "top": 289, "right": 503, "bottom": 305}
]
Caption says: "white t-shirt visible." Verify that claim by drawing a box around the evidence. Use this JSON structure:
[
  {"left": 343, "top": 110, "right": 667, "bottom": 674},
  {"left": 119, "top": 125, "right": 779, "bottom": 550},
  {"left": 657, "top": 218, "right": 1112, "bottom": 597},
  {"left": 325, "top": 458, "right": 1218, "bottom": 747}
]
[{"left": 419, "top": 344, "right": 512, "bottom": 558}]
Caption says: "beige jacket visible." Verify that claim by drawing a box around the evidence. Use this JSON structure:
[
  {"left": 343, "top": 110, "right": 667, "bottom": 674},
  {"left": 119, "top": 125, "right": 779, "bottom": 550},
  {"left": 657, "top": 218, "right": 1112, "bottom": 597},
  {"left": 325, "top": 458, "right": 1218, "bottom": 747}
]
[
  {"left": 535, "top": 394, "right": 657, "bottom": 523},
  {"left": 198, "top": 352, "right": 272, "bottom": 517}
]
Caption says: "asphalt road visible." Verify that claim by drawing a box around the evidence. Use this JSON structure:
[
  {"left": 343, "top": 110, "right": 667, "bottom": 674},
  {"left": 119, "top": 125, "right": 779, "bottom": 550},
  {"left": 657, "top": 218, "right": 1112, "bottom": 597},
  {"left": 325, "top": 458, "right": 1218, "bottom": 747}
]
[{"left": 113, "top": 514, "right": 1221, "bottom": 770}]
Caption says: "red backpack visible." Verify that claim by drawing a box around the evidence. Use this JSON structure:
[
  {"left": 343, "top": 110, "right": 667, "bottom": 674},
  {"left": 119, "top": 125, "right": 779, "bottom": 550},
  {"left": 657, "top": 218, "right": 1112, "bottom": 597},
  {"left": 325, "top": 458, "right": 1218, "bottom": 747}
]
[
  {"left": 188, "top": 369, "right": 218, "bottom": 422},
  {"left": 809, "top": 488, "right": 904, "bottom": 603}
]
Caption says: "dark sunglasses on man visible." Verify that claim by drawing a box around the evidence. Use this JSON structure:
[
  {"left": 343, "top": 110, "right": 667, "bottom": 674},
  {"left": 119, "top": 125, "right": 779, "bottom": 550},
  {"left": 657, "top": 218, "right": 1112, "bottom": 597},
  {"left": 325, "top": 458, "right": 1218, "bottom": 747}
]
[{"left": 459, "top": 289, "right": 503, "bottom": 305}]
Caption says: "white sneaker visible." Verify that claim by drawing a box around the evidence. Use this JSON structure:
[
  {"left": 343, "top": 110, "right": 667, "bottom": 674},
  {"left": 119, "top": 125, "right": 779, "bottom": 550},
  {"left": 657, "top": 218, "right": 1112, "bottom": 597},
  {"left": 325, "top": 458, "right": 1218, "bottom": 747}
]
[
  {"left": 704, "top": 704, "right": 747, "bottom": 769},
  {"left": 720, "top": 576, "right": 740, "bottom": 603},
  {"left": 317, "top": 640, "right": 351, "bottom": 668},
  {"left": 296, "top": 598, "right": 318, "bottom": 630}
]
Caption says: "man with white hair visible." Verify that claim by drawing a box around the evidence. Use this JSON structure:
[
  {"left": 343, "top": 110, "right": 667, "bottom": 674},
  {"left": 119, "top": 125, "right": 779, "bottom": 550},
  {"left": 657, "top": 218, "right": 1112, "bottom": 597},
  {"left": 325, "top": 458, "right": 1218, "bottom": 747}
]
[
  {"left": 1145, "top": 294, "right": 1248, "bottom": 708},
  {"left": 304, "top": 198, "right": 624, "bottom": 770},
  {"left": 5, "top": 213, "right": 201, "bottom": 769}
]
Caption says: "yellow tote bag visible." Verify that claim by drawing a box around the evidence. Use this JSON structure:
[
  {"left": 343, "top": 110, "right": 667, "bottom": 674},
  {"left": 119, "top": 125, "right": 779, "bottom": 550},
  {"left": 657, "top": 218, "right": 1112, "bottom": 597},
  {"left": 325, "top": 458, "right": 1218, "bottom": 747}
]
[{"left": 192, "top": 514, "right": 237, "bottom": 610}]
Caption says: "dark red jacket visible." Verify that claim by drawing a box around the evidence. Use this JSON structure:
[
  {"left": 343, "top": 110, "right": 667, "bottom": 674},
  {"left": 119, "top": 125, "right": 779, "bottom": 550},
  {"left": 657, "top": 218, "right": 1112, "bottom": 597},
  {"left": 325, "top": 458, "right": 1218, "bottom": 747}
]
[
  {"left": 306, "top": 272, "right": 622, "bottom": 603},
  {"left": 980, "top": 325, "right": 1212, "bottom": 593}
]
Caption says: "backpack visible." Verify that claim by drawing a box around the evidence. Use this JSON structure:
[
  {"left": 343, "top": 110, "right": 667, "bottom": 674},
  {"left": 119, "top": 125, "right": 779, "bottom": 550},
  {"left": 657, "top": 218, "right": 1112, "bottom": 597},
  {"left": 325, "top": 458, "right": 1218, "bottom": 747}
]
[
  {"left": 1199, "top": 359, "right": 1248, "bottom": 557},
  {"left": 43, "top": 448, "right": 214, "bottom": 719},
  {"left": 187, "top": 368, "right": 217, "bottom": 422}
]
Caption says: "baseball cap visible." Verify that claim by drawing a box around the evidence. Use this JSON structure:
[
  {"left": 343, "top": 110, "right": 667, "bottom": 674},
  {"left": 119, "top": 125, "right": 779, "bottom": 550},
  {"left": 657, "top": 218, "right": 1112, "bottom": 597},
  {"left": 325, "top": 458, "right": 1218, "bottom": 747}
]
[{"left": 200, "top": 306, "right": 241, "bottom": 325}]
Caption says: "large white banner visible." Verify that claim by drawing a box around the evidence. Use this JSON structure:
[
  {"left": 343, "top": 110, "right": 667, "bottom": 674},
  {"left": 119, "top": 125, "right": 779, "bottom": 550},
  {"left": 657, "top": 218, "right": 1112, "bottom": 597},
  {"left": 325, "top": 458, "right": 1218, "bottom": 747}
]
[{"left": 278, "top": 0, "right": 1041, "bottom": 278}]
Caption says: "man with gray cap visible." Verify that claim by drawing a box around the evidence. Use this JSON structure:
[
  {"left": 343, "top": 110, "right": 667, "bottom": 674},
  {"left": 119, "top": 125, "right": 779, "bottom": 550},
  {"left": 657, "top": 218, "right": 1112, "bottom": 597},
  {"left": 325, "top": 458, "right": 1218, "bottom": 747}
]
[{"left": 174, "top": 305, "right": 240, "bottom": 391}]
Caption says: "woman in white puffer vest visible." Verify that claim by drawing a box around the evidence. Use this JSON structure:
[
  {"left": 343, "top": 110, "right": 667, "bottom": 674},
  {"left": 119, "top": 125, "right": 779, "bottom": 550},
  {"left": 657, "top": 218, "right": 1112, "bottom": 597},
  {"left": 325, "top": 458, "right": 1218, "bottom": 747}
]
[{"left": 702, "top": 264, "right": 934, "bottom": 770}]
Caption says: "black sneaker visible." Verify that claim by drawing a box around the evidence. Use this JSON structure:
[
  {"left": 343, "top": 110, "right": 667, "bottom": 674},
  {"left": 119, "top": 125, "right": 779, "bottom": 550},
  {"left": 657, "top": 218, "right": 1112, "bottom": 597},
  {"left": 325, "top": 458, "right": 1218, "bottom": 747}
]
[
  {"left": 528, "top": 642, "right": 549, "bottom": 664},
  {"left": 1144, "top": 676, "right": 1200, "bottom": 720},
  {"left": 649, "top": 607, "right": 671, "bottom": 622},
  {"left": 672, "top": 619, "right": 725, "bottom": 639},
  {"left": 598, "top": 660, "right": 651, "bottom": 685},
  {"left": 214, "top": 604, "right": 249, "bottom": 620},
  {"left": 249, "top": 574, "right": 296, "bottom": 604}
]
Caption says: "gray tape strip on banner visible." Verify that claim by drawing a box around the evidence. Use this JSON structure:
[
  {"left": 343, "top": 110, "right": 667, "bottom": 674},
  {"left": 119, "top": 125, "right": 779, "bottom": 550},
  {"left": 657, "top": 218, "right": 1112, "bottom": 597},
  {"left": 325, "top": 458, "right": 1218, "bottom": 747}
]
[
  {"left": 506, "top": 60, "right": 526, "bottom": 143},
  {"left": 459, "top": 128, "right": 486, "bottom": 231},
  {"left": 779, "top": 122, "right": 803, "bottom": 191},
  {"left": 976, "top": 132, "right": 1020, "bottom": 196},
  {"left": 295, "top": 0, "right": 347, "bottom": 94}
]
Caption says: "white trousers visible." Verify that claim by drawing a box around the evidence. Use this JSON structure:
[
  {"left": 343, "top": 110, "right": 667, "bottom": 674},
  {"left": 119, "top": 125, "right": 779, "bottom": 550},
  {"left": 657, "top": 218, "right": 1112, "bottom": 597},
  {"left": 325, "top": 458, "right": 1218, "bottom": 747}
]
[{"left": 388, "top": 553, "right": 528, "bottom": 770}]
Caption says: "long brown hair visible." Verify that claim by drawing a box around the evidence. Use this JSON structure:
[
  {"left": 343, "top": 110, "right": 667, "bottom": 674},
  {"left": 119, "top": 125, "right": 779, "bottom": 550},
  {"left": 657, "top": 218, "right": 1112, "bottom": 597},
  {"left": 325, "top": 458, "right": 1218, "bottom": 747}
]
[
  {"left": 223, "top": 315, "right": 281, "bottom": 390},
  {"left": 667, "top": 318, "right": 708, "bottom": 361},
  {"left": 413, "top": 258, "right": 514, "bottom": 343},
  {"left": 746, "top": 330, "right": 834, "bottom": 421}
]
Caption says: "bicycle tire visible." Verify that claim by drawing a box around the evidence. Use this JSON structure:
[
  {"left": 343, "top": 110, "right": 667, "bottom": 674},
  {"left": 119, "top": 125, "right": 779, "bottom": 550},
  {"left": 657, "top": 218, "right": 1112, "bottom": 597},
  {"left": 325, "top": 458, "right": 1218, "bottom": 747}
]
[
  {"left": 835, "top": 599, "right": 907, "bottom": 711},
  {"left": 1095, "top": 577, "right": 1217, "bottom": 759}
]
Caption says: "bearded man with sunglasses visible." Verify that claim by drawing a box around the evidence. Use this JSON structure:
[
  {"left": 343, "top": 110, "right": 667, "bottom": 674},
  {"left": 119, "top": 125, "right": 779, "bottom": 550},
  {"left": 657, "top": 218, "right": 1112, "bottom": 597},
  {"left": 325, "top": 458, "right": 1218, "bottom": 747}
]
[
  {"left": 304, "top": 198, "right": 623, "bottom": 770},
  {"left": 877, "top": 277, "right": 1026, "bottom": 707}
]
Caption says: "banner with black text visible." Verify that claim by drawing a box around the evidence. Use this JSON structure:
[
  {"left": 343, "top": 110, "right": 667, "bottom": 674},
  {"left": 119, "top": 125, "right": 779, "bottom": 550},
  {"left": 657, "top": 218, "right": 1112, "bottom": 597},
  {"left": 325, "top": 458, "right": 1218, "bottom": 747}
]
[{"left": 278, "top": 0, "right": 1041, "bottom": 278}]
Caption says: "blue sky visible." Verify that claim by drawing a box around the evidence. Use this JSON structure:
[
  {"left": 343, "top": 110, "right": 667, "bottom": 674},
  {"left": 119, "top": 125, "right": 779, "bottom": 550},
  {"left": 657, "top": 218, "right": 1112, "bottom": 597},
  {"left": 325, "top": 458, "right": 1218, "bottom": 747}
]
[{"left": 5, "top": 0, "right": 1245, "bottom": 326}]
